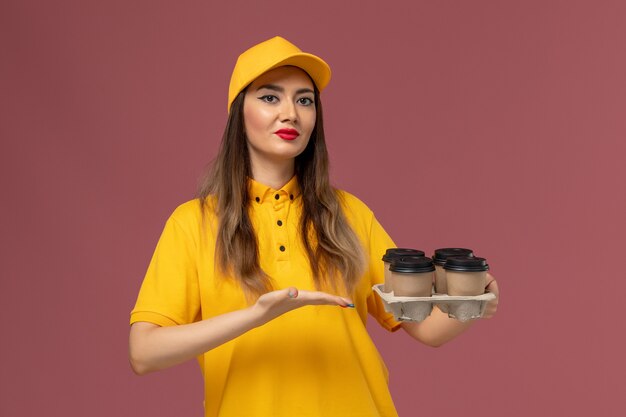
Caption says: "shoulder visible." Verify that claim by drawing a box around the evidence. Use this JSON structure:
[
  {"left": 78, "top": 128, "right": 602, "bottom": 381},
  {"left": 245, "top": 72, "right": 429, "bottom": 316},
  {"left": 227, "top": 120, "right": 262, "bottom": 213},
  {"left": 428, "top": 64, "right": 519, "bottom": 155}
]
[
  {"left": 168, "top": 197, "right": 218, "bottom": 230},
  {"left": 336, "top": 189, "right": 374, "bottom": 218},
  {"left": 170, "top": 199, "right": 201, "bottom": 220},
  {"left": 335, "top": 189, "right": 375, "bottom": 236}
]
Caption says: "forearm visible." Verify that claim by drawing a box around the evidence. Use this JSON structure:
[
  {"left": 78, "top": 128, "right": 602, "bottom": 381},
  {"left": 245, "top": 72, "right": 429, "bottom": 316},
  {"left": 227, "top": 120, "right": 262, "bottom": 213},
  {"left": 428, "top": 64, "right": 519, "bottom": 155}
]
[
  {"left": 401, "top": 306, "right": 474, "bottom": 347},
  {"left": 129, "top": 305, "right": 263, "bottom": 375},
  {"left": 402, "top": 272, "right": 499, "bottom": 346},
  {"left": 129, "top": 287, "right": 353, "bottom": 375}
]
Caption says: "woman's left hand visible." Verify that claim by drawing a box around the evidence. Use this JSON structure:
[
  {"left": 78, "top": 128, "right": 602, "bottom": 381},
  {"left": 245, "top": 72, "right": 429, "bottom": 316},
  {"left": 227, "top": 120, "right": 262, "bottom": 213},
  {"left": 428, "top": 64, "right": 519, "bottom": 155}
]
[{"left": 482, "top": 273, "right": 499, "bottom": 319}]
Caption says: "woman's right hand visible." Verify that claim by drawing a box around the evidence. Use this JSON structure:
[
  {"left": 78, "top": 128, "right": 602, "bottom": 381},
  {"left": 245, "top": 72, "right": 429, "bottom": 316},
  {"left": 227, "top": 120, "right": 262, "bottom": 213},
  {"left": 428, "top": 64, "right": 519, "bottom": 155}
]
[
  {"left": 130, "top": 287, "right": 352, "bottom": 375},
  {"left": 252, "top": 287, "right": 354, "bottom": 324}
]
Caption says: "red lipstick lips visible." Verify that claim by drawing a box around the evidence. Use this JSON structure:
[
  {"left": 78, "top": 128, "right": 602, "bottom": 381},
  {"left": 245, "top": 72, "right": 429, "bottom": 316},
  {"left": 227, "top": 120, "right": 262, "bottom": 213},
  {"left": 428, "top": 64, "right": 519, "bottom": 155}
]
[{"left": 274, "top": 128, "right": 299, "bottom": 140}]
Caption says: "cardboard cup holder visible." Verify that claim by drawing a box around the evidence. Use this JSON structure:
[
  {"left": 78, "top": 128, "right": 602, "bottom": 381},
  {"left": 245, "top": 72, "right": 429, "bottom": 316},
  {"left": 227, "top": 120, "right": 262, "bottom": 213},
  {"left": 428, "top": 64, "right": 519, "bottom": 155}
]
[{"left": 373, "top": 284, "right": 496, "bottom": 323}]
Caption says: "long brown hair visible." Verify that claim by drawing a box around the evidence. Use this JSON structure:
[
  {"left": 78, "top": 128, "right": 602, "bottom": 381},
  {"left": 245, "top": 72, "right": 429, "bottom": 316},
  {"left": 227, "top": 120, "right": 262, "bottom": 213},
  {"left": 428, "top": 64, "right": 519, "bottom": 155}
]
[{"left": 198, "top": 86, "right": 365, "bottom": 301}]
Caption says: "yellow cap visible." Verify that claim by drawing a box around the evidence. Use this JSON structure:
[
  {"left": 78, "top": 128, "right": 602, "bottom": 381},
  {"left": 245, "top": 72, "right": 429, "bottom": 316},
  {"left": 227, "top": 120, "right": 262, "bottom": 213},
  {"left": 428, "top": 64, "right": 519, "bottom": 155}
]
[{"left": 227, "top": 36, "right": 331, "bottom": 112}]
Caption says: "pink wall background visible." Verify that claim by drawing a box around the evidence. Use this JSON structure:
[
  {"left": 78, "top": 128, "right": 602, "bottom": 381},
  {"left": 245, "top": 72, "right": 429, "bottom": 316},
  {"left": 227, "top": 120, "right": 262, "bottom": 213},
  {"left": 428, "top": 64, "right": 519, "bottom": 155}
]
[{"left": 2, "top": 1, "right": 624, "bottom": 416}]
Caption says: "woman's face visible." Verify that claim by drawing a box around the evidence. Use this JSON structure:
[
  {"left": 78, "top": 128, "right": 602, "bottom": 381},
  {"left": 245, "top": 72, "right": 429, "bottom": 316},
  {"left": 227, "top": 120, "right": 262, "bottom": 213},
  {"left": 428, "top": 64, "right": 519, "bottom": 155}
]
[{"left": 243, "top": 66, "right": 316, "bottom": 170}]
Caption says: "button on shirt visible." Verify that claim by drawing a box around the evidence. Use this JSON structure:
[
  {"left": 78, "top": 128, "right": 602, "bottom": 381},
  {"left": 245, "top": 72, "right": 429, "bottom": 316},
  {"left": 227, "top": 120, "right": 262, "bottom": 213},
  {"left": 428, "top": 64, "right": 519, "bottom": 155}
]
[
  {"left": 130, "top": 175, "right": 401, "bottom": 417},
  {"left": 249, "top": 177, "right": 299, "bottom": 265}
]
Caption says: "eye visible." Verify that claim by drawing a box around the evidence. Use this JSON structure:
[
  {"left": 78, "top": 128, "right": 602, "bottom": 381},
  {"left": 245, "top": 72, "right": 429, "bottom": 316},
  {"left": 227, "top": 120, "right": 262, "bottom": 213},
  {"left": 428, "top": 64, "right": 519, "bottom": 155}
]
[
  {"left": 259, "top": 95, "right": 278, "bottom": 103},
  {"left": 297, "top": 97, "right": 314, "bottom": 106}
]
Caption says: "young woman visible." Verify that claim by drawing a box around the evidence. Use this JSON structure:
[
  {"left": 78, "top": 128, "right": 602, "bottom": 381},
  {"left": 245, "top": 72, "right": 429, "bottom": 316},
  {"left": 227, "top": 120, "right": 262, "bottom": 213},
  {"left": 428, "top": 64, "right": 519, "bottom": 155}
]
[{"left": 129, "top": 36, "right": 499, "bottom": 417}]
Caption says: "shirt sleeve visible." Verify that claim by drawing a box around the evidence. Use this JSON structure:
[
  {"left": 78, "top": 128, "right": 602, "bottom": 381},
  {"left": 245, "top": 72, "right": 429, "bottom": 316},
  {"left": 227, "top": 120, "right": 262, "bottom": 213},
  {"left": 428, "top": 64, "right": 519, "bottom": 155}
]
[
  {"left": 130, "top": 214, "right": 201, "bottom": 327},
  {"left": 366, "top": 215, "right": 402, "bottom": 332}
]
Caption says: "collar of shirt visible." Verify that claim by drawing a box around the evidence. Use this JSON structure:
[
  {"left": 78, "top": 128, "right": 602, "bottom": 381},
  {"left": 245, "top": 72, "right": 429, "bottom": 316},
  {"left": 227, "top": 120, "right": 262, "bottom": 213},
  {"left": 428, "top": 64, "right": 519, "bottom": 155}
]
[{"left": 248, "top": 175, "right": 301, "bottom": 205}]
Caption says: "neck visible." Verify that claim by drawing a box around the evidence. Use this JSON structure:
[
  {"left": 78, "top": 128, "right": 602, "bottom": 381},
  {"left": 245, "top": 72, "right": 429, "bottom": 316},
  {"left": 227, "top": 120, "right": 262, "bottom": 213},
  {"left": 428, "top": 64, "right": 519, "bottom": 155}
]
[{"left": 250, "top": 158, "right": 295, "bottom": 190}]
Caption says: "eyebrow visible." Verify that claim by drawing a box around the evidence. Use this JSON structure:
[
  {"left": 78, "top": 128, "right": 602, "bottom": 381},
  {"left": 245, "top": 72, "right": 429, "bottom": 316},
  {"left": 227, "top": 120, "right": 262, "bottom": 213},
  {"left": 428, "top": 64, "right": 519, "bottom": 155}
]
[{"left": 255, "top": 84, "right": 314, "bottom": 95}]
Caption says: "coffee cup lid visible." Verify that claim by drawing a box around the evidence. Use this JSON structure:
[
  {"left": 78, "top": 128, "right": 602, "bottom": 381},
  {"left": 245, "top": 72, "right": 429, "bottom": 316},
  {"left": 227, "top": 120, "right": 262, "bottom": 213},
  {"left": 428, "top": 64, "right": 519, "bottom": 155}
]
[
  {"left": 382, "top": 248, "right": 425, "bottom": 263},
  {"left": 432, "top": 248, "right": 474, "bottom": 265},
  {"left": 389, "top": 256, "right": 435, "bottom": 273},
  {"left": 443, "top": 256, "right": 489, "bottom": 272}
]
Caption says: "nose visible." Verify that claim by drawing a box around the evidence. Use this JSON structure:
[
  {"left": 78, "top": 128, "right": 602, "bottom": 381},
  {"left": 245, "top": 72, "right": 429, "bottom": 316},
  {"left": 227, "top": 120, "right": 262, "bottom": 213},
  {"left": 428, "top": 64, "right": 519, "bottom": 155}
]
[{"left": 279, "top": 99, "right": 298, "bottom": 123}]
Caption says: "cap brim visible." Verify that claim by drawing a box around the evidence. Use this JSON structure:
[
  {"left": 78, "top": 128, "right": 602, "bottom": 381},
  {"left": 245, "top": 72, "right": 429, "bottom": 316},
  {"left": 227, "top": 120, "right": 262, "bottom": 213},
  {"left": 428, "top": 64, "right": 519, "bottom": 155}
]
[
  {"left": 267, "top": 53, "right": 331, "bottom": 92},
  {"left": 228, "top": 51, "right": 331, "bottom": 112}
]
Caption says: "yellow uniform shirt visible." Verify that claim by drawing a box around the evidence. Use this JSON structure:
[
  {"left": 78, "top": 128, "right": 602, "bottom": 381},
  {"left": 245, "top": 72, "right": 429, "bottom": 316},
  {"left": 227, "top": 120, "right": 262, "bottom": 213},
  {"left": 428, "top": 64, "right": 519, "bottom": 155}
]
[{"left": 131, "top": 176, "right": 401, "bottom": 417}]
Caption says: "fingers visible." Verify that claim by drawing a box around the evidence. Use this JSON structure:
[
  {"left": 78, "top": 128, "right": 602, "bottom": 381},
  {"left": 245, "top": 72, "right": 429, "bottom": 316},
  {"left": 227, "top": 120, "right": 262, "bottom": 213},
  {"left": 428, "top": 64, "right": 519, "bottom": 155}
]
[
  {"left": 286, "top": 287, "right": 298, "bottom": 299},
  {"left": 254, "top": 288, "right": 355, "bottom": 325},
  {"left": 482, "top": 275, "right": 499, "bottom": 318},
  {"left": 482, "top": 303, "right": 496, "bottom": 318},
  {"left": 485, "top": 277, "right": 499, "bottom": 296},
  {"left": 287, "top": 288, "right": 353, "bottom": 308},
  {"left": 280, "top": 287, "right": 353, "bottom": 308},
  {"left": 302, "top": 291, "right": 354, "bottom": 308}
]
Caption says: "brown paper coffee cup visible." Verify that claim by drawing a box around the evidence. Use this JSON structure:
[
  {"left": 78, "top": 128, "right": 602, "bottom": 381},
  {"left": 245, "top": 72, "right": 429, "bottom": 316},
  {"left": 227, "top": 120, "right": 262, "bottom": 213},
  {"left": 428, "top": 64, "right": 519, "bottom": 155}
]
[
  {"left": 383, "top": 261, "right": 393, "bottom": 293},
  {"left": 445, "top": 270, "right": 487, "bottom": 296},
  {"left": 392, "top": 271, "right": 434, "bottom": 296},
  {"left": 390, "top": 257, "right": 435, "bottom": 297},
  {"left": 432, "top": 248, "right": 474, "bottom": 294},
  {"left": 444, "top": 256, "right": 489, "bottom": 320},
  {"left": 381, "top": 248, "right": 425, "bottom": 293},
  {"left": 434, "top": 265, "right": 446, "bottom": 294}
]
